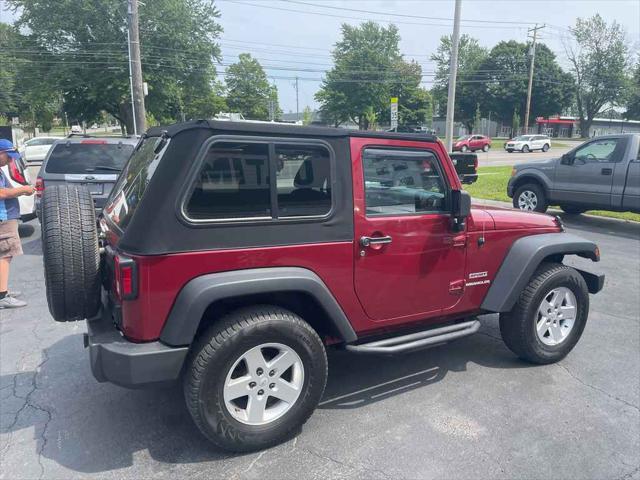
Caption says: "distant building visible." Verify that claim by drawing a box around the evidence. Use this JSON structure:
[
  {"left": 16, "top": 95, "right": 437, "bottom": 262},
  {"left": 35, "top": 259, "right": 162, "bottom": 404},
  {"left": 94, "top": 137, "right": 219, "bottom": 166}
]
[{"left": 535, "top": 116, "right": 640, "bottom": 138}]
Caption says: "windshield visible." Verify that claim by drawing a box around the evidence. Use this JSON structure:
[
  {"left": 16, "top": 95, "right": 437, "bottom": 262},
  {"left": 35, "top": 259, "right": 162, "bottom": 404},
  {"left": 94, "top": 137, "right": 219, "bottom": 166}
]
[
  {"left": 457, "top": 136, "right": 470, "bottom": 141},
  {"left": 513, "top": 136, "right": 532, "bottom": 141},
  {"left": 45, "top": 142, "right": 134, "bottom": 174},
  {"left": 104, "top": 136, "right": 167, "bottom": 230}
]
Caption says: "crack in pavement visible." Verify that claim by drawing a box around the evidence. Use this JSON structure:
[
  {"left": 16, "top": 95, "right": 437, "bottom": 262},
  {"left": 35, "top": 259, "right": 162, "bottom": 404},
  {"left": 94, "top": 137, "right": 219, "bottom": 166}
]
[
  {"left": 557, "top": 363, "right": 639, "bottom": 412},
  {"left": 1, "top": 322, "right": 54, "bottom": 480},
  {"left": 299, "top": 446, "right": 397, "bottom": 479},
  {"left": 619, "top": 465, "right": 640, "bottom": 480}
]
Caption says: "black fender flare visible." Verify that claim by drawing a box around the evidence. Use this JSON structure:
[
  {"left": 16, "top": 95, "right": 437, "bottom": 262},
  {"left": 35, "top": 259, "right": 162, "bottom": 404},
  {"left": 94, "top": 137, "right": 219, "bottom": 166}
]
[
  {"left": 481, "top": 233, "right": 602, "bottom": 313},
  {"left": 160, "top": 267, "right": 358, "bottom": 346}
]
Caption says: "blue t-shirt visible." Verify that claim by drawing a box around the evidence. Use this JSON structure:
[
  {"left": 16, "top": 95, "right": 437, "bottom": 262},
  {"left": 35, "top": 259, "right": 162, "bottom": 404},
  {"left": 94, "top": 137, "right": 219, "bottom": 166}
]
[{"left": 0, "top": 170, "right": 20, "bottom": 221}]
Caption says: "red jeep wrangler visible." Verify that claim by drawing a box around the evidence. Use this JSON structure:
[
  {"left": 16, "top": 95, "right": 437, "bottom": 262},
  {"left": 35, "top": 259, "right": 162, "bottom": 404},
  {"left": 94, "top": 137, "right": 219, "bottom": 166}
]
[{"left": 41, "top": 120, "right": 603, "bottom": 452}]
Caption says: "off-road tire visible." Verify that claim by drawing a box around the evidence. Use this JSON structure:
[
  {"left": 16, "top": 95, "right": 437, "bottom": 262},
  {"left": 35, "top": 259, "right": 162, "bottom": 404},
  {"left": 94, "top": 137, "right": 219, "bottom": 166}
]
[
  {"left": 41, "top": 184, "right": 100, "bottom": 322},
  {"left": 513, "top": 183, "right": 548, "bottom": 213},
  {"left": 499, "top": 263, "right": 589, "bottom": 364},
  {"left": 184, "top": 305, "right": 328, "bottom": 452},
  {"left": 522, "top": 144, "right": 530, "bottom": 153},
  {"left": 560, "top": 205, "right": 586, "bottom": 215}
]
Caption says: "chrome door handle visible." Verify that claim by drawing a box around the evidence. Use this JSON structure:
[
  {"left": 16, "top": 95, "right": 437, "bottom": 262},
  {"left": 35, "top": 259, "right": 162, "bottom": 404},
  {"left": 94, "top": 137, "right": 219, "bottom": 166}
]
[{"left": 360, "top": 235, "right": 392, "bottom": 247}]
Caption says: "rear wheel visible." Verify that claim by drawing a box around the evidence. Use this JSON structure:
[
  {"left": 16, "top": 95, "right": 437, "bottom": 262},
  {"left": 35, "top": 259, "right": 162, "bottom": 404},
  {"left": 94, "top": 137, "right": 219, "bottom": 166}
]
[
  {"left": 560, "top": 205, "right": 586, "bottom": 215},
  {"left": 184, "top": 305, "right": 328, "bottom": 452},
  {"left": 482, "top": 144, "right": 490, "bottom": 152},
  {"left": 41, "top": 184, "right": 100, "bottom": 322},
  {"left": 513, "top": 183, "right": 548, "bottom": 213},
  {"left": 499, "top": 263, "right": 589, "bottom": 364},
  {"left": 522, "top": 144, "right": 530, "bottom": 153},
  {"left": 542, "top": 143, "right": 550, "bottom": 152}
]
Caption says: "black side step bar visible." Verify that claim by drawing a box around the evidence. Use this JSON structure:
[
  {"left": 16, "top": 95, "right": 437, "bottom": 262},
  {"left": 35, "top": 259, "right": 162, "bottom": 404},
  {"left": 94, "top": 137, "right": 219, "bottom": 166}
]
[{"left": 344, "top": 320, "right": 481, "bottom": 354}]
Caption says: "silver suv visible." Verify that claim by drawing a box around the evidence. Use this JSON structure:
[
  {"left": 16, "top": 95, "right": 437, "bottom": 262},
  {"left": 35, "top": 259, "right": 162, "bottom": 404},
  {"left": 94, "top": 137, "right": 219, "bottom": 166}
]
[
  {"left": 504, "top": 135, "right": 551, "bottom": 153},
  {"left": 35, "top": 136, "right": 138, "bottom": 217}
]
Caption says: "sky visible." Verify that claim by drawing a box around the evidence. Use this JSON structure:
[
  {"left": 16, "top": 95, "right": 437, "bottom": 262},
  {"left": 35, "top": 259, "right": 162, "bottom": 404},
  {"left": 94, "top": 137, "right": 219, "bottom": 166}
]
[
  {"left": 214, "top": 0, "right": 639, "bottom": 114},
  {"left": 1, "top": 0, "right": 639, "bottom": 115}
]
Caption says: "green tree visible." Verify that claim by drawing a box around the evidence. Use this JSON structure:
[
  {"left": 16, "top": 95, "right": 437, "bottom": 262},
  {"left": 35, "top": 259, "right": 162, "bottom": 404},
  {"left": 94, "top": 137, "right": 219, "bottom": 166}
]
[
  {"left": 316, "top": 22, "right": 410, "bottom": 130},
  {"left": 566, "top": 14, "right": 629, "bottom": 137},
  {"left": 473, "top": 103, "right": 481, "bottom": 133},
  {"left": 7, "top": 0, "right": 224, "bottom": 133},
  {"left": 625, "top": 59, "right": 640, "bottom": 120},
  {"left": 302, "top": 106, "right": 313, "bottom": 125},
  {"left": 479, "top": 41, "right": 574, "bottom": 128},
  {"left": 512, "top": 107, "right": 520, "bottom": 134},
  {"left": 430, "top": 34, "right": 488, "bottom": 131},
  {"left": 226, "top": 53, "right": 277, "bottom": 120}
]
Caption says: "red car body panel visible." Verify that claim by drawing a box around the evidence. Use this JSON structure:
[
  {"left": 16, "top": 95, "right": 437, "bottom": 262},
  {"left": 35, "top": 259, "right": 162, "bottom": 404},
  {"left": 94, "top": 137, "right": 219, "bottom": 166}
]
[{"left": 114, "top": 137, "right": 561, "bottom": 343}]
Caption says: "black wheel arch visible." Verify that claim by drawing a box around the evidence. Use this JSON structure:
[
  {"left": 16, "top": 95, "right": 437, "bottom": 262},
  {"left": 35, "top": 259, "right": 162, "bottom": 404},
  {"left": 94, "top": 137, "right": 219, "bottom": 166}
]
[
  {"left": 511, "top": 175, "right": 549, "bottom": 198},
  {"left": 160, "top": 267, "right": 358, "bottom": 347},
  {"left": 481, "top": 233, "right": 603, "bottom": 313}
]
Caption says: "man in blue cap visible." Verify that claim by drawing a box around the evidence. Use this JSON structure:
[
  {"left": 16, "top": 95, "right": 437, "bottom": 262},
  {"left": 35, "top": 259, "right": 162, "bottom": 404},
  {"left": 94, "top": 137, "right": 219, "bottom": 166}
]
[{"left": 0, "top": 139, "right": 35, "bottom": 309}]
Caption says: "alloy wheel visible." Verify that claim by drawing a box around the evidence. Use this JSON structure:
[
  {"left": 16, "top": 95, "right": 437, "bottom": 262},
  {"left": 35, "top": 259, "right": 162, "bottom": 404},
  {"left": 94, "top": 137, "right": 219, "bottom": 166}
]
[
  {"left": 223, "top": 343, "right": 304, "bottom": 426},
  {"left": 535, "top": 287, "right": 577, "bottom": 346},
  {"left": 517, "top": 190, "right": 538, "bottom": 210}
]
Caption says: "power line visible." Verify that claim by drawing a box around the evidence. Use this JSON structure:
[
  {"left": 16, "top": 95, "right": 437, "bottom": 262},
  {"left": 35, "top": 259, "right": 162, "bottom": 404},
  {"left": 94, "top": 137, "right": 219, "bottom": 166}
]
[
  {"left": 221, "top": 0, "right": 528, "bottom": 30},
  {"left": 281, "top": 0, "right": 534, "bottom": 26}
]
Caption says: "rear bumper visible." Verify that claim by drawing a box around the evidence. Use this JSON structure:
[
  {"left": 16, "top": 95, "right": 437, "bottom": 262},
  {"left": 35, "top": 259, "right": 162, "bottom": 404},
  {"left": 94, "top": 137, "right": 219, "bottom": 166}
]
[{"left": 85, "top": 307, "right": 188, "bottom": 388}]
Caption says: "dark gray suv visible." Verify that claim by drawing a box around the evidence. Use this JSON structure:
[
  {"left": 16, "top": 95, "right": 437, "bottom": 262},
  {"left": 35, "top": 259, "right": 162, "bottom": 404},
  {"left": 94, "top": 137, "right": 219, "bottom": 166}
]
[
  {"left": 35, "top": 136, "right": 138, "bottom": 217},
  {"left": 508, "top": 134, "right": 640, "bottom": 214}
]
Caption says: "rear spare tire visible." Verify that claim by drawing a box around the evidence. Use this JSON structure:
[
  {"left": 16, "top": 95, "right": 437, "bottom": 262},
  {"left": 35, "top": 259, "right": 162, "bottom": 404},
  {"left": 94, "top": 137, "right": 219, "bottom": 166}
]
[{"left": 42, "top": 184, "right": 100, "bottom": 322}]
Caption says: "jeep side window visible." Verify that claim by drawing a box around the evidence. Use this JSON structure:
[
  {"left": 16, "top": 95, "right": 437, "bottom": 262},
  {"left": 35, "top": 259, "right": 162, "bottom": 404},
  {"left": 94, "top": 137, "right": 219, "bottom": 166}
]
[
  {"left": 185, "top": 140, "right": 333, "bottom": 221},
  {"left": 362, "top": 148, "right": 446, "bottom": 215},
  {"left": 275, "top": 144, "right": 332, "bottom": 217},
  {"left": 574, "top": 138, "right": 620, "bottom": 163},
  {"left": 186, "top": 142, "right": 271, "bottom": 220}
]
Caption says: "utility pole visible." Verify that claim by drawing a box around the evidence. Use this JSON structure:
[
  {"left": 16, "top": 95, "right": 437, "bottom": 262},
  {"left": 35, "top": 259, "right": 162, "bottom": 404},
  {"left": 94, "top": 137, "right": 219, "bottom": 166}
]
[
  {"left": 444, "top": 0, "right": 462, "bottom": 153},
  {"left": 295, "top": 77, "right": 300, "bottom": 122},
  {"left": 524, "top": 24, "right": 545, "bottom": 134},
  {"left": 127, "top": 0, "right": 146, "bottom": 135}
]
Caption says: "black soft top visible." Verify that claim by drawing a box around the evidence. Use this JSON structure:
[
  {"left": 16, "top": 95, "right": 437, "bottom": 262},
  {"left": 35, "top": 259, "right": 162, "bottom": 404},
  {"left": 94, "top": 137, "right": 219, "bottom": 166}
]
[{"left": 146, "top": 119, "right": 438, "bottom": 143}]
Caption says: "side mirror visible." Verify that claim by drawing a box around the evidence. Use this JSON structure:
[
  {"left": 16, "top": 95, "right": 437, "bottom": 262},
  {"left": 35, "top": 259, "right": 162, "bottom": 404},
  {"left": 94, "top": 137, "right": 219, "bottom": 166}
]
[
  {"left": 560, "top": 153, "right": 573, "bottom": 165},
  {"left": 451, "top": 190, "right": 471, "bottom": 232}
]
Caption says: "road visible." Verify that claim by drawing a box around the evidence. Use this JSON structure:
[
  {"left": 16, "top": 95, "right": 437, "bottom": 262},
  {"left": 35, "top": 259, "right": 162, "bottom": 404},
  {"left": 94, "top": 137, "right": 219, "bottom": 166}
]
[
  {"left": 1, "top": 216, "right": 639, "bottom": 480},
  {"left": 476, "top": 143, "right": 578, "bottom": 167}
]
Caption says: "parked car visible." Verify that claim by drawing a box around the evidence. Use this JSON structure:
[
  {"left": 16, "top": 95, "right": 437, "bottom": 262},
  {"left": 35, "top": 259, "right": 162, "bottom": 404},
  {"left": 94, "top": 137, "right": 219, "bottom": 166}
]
[
  {"left": 508, "top": 134, "right": 640, "bottom": 214},
  {"left": 504, "top": 135, "right": 550, "bottom": 153},
  {"left": 35, "top": 136, "right": 138, "bottom": 218},
  {"left": 452, "top": 134, "right": 491, "bottom": 152},
  {"left": 70, "top": 125, "right": 82, "bottom": 134},
  {"left": 450, "top": 152, "right": 479, "bottom": 184},
  {"left": 1, "top": 154, "right": 36, "bottom": 222},
  {"left": 20, "top": 136, "right": 62, "bottom": 181},
  {"left": 40, "top": 120, "right": 603, "bottom": 452}
]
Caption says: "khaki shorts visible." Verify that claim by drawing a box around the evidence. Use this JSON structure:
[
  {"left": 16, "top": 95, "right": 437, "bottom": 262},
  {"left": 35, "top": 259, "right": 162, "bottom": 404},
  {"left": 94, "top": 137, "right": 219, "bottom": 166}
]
[{"left": 0, "top": 220, "right": 23, "bottom": 258}]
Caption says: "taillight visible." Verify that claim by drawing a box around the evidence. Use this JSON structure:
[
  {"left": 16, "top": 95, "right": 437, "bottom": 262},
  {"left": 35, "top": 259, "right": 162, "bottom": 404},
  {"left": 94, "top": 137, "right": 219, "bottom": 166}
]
[
  {"left": 114, "top": 254, "right": 138, "bottom": 300},
  {"left": 473, "top": 156, "right": 478, "bottom": 171},
  {"left": 35, "top": 177, "right": 45, "bottom": 197},
  {"left": 8, "top": 159, "right": 27, "bottom": 185}
]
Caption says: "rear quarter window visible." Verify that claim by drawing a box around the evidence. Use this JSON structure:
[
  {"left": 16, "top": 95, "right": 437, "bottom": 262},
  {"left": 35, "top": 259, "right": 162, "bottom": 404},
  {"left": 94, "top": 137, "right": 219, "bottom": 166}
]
[{"left": 104, "top": 137, "right": 167, "bottom": 230}]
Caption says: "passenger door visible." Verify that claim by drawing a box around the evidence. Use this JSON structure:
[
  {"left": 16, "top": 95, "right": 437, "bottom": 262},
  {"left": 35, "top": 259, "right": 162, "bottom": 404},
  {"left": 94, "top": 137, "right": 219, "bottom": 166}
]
[
  {"left": 352, "top": 139, "right": 467, "bottom": 323},
  {"left": 552, "top": 137, "right": 622, "bottom": 208}
]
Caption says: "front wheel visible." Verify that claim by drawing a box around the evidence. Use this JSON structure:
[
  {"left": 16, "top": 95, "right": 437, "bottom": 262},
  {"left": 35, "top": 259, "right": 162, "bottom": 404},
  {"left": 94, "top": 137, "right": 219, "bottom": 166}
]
[
  {"left": 499, "top": 263, "right": 589, "bottom": 364},
  {"left": 513, "top": 183, "right": 548, "bottom": 213},
  {"left": 522, "top": 144, "right": 530, "bottom": 153},
  {"left": 184, "top": 305, "right": 327, "bottom": 452},
  {"left": 461, "top": 145, "right": 468, "bottom": 152}
]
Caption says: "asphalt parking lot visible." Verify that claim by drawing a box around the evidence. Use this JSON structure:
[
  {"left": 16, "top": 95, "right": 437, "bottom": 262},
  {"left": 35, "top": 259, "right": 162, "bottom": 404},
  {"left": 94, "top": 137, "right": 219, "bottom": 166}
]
[
  {"left": 1, "top": 216, "right": 639, "bottom": 480},
  {"left": 477, "top": 144, "right": 576, "bottom": 167}
]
